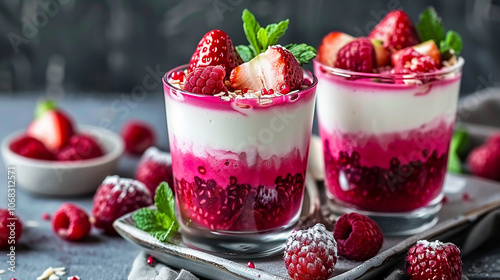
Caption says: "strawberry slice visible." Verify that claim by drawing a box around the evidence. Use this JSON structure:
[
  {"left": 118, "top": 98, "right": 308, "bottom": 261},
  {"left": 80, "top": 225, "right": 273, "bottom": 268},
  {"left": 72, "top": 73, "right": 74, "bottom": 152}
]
[
  {"left": 230, "top": 45, "right": 303, "bottom": 92},
  {"left": 27, "top": 100, "right": 74, "bottom": 152},
  {"left": 391, "top": 40, "right": 441, "bottom": 68},
  {"left": 368, "top": 10, "right": 420, "bottom": 52},
  {"left": 317, "top": 32, "right": 354, "bottom": 67},
  {"left": 188, "top": 29, "right": 243, "bottom": 79}
]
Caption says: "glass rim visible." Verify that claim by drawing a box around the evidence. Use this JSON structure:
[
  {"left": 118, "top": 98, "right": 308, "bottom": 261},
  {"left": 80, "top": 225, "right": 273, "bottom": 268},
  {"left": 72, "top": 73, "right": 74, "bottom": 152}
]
[
  {"left": 163, "top": 64, "right": 318, "bottom": 100},
  {"left": 314, "top": 57, "right": 464, "bottom": 81}
]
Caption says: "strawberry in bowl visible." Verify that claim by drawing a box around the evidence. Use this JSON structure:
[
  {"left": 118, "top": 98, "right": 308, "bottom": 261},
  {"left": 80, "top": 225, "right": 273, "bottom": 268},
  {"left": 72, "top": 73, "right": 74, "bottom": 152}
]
[
  {"left": 314, "top": 7, "right": 464, "bottom": 235},
  {"left": 1, "top": 100, "right": 124, "bottom": 196}
]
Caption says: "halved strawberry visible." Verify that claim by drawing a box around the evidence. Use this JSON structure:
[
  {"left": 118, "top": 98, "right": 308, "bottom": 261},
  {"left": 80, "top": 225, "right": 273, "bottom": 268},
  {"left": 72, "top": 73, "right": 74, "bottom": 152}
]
[
  {"left": 230, "top": 45, "right": 303, "bottom": 92},
  {"left": 368, "top": 10, "right": 420, "bottom": 52},
  {"left": 371, "top": 39, "right": 390, "bottom": 67},
  {"left": 317, "top": 32, "right": 354, "bottom": 67},
  {"left": 391, "top": 40, "right": 441, "bottom": 68},
  {"left": 188, "top": 30, "right": 243, "bottom": 79},
  {"left": 27, "top": 101, "right": 74, "bottom": 152}
]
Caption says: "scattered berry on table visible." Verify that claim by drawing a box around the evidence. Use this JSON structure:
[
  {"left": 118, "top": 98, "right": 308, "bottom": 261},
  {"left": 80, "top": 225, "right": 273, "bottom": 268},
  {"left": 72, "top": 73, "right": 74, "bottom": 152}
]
[
  {"left": 333, "top": 213, "right": 383, "bottom": 261},
  {"left": 406, "top": 240, "right": 462, "bottom": 280},
  {"left": 121, "top": 121, "right": 156, "bottom": 156},
  {"left": 147, "top": 256, "right": 155, "bottom": 266},
  {"left": 467, "top": 139, "right": 500, "bottom": 181},
  {"left": 0, "top": 209, "right": 22, "bottom": 248},
  {"left": 284, "top": 223, "right": 337, "bottom": 280},
  {"left": 92, "top": 176, "right": 153, "bottom": 234},
  {"left": 42, "top": 213, "right": 51, "bottom": 220},
  {"left": 247, "top": 262, "right": 255, "bottom": 269},
  {"left": 52, "top": 203, "right": 91, "bottom": 241}
]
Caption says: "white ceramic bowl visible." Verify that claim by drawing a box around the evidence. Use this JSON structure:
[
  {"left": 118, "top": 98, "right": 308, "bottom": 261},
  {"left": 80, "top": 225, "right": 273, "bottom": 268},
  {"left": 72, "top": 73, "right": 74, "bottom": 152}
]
[{"left": 1, "top": 125, "right": 124, "bottom": 196}]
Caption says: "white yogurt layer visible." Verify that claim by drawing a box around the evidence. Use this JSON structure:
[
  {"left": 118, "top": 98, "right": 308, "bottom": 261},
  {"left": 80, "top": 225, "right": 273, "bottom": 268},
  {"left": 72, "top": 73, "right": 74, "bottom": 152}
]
[
  {"left": 164, "top": 95, "right": 316, "bottom": 163},
  {"left": 316, "top": 76, "right": 461, "bottom": 134}
]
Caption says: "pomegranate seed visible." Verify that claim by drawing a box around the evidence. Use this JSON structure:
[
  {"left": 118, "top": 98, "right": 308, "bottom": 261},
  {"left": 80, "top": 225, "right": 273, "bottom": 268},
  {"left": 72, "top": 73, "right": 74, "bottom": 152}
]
[
  {"left": 268, "top": 89, "right": 274, "bottom": 95},
  {"left": 247, "top": 261, "right": 255, "bottom": 269},
  {"left": 441, "top": 195, "right": 448, "bottom": 204},
  {"left": 261, "top": 88, "right": 268, "bottom": 95},
  {"left": 242, "top": 88, "right": 249, "bottom": 93},
  {"left": 280, "top": 84, "right": 290, "bottom": 94},
  {"left": 147, "top": 256, "right": 155, "bottom": 266},
  {"left": 41, "top": 213, "right": 51, "bottom": 220},
  {"left": 11, "top": 278, "right": 18, "bottom": 280},
  {"left": 172, "top": 71, "right": 185, "bottom": 82},
  {"left": 462, "top": 192, "right": 472, "bottom": 201},
  {"left": 303, "top": 78, "right": 312, "bottom": 86},
  {"left": 69, "top": 277, "right": 78, "bottom": 280}
]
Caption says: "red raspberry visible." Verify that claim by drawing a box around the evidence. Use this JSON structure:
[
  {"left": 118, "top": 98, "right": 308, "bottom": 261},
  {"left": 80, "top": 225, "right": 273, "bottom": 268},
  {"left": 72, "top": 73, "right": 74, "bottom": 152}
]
[
  {"left": 183, "top": 66, "right": 226, "bottom": 95},
  {"left": 135, "top": 147, "right": 173, "bottom": 195},
  {"left": 392, "top": 48, "right": 437, "bottom": 74},
  {"left": 284, "top": 223, "right": 338, "bottom": 280},
  {"left": 92, "top": 176, "right": 153, "bottom": 234},
  {"left": 9, "top": 135, "right": 54, "bottom": 160},
  {"left": 406, "top": 240, "right": 462, "bottom": 280},
  {"left": 467, "top": 141, "right": 500, "bottom": 181},
  {"left": 56, "top": 134, "right": 104, "bottom": 161},
  {"left": 52, "top": 203, "right": 91, "bottom": 241},
  {"left": 0, "top": 209, "right": 22, "bottom": 248},
  {"left": 121, "top": 121, "right": 156, "bottom": 156},
  {"left": 335, "top": 38, "right": 376, "bottom": 73},
  {"left": 333, "top": 213, "right": 383, "bottom": 261}
]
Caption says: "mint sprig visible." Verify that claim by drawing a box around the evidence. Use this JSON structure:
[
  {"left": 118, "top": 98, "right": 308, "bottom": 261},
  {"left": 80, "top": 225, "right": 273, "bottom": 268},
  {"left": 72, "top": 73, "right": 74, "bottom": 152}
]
[
  {"left": 237, "top": 9, "right": 315, "bottom": 64},
  {"left": 132, "top": 182, "right": 179, "bottom": 243},
  {"left": 417, "top": 7, "right": 462, "bottom": 55}
]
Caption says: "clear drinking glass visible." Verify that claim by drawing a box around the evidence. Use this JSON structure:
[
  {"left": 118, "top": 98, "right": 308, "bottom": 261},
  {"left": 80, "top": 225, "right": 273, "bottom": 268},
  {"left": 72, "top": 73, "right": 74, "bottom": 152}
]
[
  {"left": 314, "top": 58, "right": 464, "bottom": 235},
  {"left": 163, "top": 65, "right": 317, "bottom": 257}
]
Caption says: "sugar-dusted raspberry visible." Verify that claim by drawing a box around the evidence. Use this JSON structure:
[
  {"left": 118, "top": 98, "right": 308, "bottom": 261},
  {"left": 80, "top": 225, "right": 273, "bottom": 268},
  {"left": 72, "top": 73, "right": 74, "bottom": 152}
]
[
  {"left": 406, "top": 240, "right": 462, "bottom": 280},
  {"left": 56, "top": 134, "right": 104, "bottom": 161},
  {"left": 92, "top": 176, "right": 153, "bottom": 234},
  {"left": 52, "top": 203, "right": 91, "bottom": 241},
  {"left": 468, "top": 140, "right": 500, "bottom": 181},
  {"left": 284, "top": 223, "right": 337, "bottom": 280},
  {"left": 333, "top": 213, "right": 383, "bottom": 261},
  {"left": 135, "top": 147, "right": 173, "bottom": 195},
  {"left": 0, "top": 209, "right": 22, "bottom": 248},
  {"left": 183, "top": 66, "right": 226, "bottom": 95},
  {"left": 9, "top": 135, "right": 54, "bottom": 160}
]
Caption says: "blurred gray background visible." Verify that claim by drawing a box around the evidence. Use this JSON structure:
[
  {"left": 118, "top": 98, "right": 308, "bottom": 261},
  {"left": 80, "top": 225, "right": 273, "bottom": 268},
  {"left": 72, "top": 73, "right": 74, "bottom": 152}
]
[{"left": 0, "top": 0, "right": 498, "bottom": 95}]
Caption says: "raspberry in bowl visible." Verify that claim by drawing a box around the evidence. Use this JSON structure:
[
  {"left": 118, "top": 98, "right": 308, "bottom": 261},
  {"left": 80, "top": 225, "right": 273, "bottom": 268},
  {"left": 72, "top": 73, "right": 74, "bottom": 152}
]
[
  {"left": 315, "top": 8, "right": 464, "bottom": 235},
  {"left": 163, "top": 10, "right": 317, "bottom": 257},
  {"left": 1, "top": 101, "right": 124, "bottom": 196}
]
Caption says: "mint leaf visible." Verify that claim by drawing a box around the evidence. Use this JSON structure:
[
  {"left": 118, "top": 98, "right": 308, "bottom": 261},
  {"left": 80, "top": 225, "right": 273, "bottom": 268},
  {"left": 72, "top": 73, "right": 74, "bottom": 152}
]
[
  {"left": 132, "top": 183, "right": 179, "bottom": 243},
  {"left": 266, "top": 19, "right": 289, "bottom": 46},
  {"left": 236, "top": 45, "right": 254, "bottom": 62},
  {"left": 257, "top": 27, "right": 269, "bottom": 51},
  {"left": 417, "top": 7, "right": 445, "bottom": 46},
  {"left": 133, "top": 208, "right": 177, "bottom": 242},
  {"left": 154, "top": 182, "right": 175, "bottom": 218},
  {"left": 285, "top": 43, "right": 317, "bottom": 65},
  {"left": 440, "top": 30, "right": 462, "bottom": 55},
  {"left": 242, "top": 9, "right": 261, "bottom": 55}
]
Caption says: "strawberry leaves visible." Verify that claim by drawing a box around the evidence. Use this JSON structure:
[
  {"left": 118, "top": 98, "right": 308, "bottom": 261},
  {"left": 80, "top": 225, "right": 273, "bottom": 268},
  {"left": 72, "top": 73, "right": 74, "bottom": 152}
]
[
  {"left": 133, "top": 182, "right": 179, "bottom": 243},
  {"left": 237, "top": 9, "right": 315, "bottom": 64},
  {"left": 417, "top": 7, "right": 462, "bottom": 56}
]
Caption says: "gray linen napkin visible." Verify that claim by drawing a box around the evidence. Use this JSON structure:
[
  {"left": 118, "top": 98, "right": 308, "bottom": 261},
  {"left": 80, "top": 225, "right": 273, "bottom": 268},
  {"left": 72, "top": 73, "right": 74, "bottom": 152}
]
[{"left": 128, "top": 252, "right": 198, "bottom": 280}]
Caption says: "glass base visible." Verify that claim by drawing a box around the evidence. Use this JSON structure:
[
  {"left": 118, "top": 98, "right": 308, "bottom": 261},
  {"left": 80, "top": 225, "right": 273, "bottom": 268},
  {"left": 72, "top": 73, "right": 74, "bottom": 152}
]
[
  {"left": 327, "top": 195, "right": 442, "bottom": 236},
  {"left": 180, "top": 222, "right": 296, "bottom": 259}
]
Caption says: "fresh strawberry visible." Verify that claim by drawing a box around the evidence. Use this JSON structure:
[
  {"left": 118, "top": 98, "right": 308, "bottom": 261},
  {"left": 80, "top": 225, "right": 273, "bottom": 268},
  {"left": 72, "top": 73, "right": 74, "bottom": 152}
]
[
  {"left": 334, "top": 38, "right": 376, "bottom": 73},
  {"left": 230, "top": 45, "right": 303, "bottom": 92},
  {"left": 121, "top": 121, "right": 156, "bottom": 156},
  {"left": 183, "top": 66, "right": 226, "bottom": 95},
  {"left": 10, "top": 135, "right": 54, "bottom": 160},
  {"left": 27, "top": 100, "right": 74, "bottom": 152},
  {"left": 371, "top": 39, "right": 390, "bottom": 67},
  {"left": 188, "top": 30, "right": 243, "bottom": 79},
  {"left": 467, "top": 141, "right": 500, "bottom": 181},
  {"left": 368, "top": 10, "right": 420, "bottom": 52},
  {"left": 317, "top": 32, "right": 354, "bottom": 67},
  {"left": 392, "top": 40, "right": 441, "bottom": 67}
]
